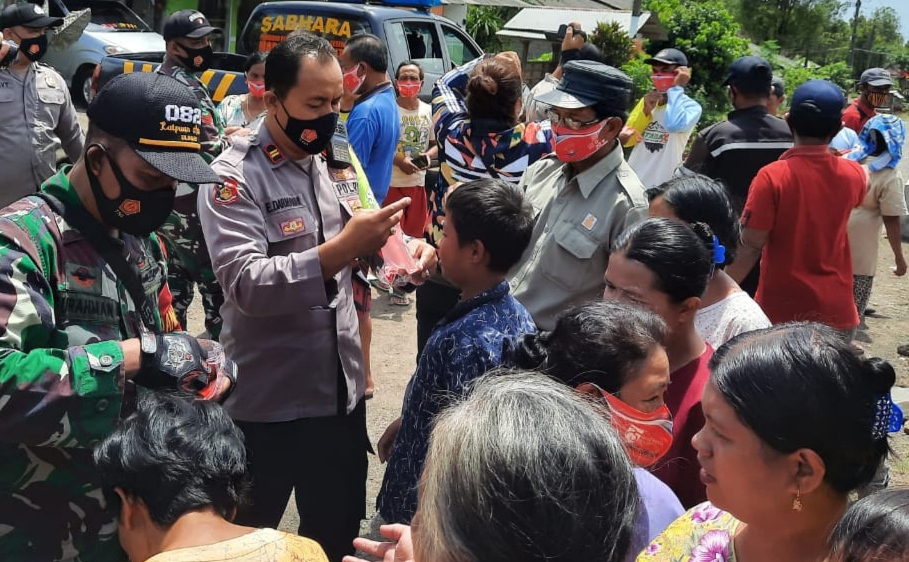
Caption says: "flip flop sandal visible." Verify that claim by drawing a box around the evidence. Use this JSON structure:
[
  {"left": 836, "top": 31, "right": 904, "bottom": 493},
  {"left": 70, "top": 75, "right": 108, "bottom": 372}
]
[{"left": 390, "top": 293, "right": 411, "bottom": 306}]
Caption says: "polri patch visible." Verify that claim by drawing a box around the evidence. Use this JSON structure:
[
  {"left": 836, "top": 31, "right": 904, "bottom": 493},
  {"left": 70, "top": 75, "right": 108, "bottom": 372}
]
[
  {"left": 214, "top": 178, "right": 240, "bottom": 205},
  {"left": 281, "top": 216, "right": 306, "bottom": 236}
]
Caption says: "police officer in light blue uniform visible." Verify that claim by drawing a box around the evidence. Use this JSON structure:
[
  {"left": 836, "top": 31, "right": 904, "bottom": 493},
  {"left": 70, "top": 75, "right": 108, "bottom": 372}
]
[{"left": 0, "top": 3, "right": 83, "bottom": 207}]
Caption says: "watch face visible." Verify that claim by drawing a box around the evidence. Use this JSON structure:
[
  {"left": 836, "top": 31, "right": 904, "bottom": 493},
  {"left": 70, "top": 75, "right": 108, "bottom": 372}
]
[{"left": 141, "top": 332, "right": 157, "bottom": 354}]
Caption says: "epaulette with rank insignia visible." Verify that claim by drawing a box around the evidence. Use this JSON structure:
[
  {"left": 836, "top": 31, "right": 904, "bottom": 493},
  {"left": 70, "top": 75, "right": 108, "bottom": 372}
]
[{"left": 263, "top": 143, "right": 285, "bottom": 165}]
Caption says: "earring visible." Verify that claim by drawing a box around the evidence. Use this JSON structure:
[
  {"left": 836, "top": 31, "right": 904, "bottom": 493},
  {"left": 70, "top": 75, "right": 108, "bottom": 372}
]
[{"left": 792, "top": 487, "right": 802, "bottom": 512}]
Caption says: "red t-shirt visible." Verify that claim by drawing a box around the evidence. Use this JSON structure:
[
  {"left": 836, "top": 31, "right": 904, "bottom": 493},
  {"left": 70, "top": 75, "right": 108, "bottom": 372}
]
[
  {"left": 652, "top": 344, "right": 713, "bottom": 509},
  {"left": 741, "top": 145, "right": 866, "bottom": 330},
  {"left": 842, "top": 98, "right": 876, "bottom": 133}
]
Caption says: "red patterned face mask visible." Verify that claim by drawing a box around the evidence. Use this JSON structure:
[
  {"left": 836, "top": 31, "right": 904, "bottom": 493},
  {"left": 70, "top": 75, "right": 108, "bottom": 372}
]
[
  {"left": 397, "top": 82, "right": 421, "bottom": 98},
  {"left": 867, "top": 91, "right": 889, "bottom": 108},
  {"left": 343, "top": 64, "right": 365, "bottom": 95},
  {"left": 651, "top": 73, "right": 675, "bottom": 92},
  {"left": 553, "top": 120, "right": 610, "bottom": 163},
  {"left": 576, "top": 382, "right": 674, "bottom": 467}
]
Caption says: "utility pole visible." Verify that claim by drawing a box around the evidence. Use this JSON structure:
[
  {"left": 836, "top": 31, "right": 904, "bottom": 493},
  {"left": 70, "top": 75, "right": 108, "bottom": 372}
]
[
  {"left": 866, "top": 22, "right": 876, "bottom": 68},
  {"left": 630, "top": 0, "right": 643, "bottom": 39},
  {"left": 848, "top": 0, "right": 861, "bottom": 72}
]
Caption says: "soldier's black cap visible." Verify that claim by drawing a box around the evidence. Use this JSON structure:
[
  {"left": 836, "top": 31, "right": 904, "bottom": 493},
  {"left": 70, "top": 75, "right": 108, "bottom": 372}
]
[
  {"left": 88, "top": 73, "right": 220, "bottom": 185},
  {"left": 0, "top": 3, "right": 63, "bottom": 29},
  {"left": 163, "top": 9, "right": 220, "bottom": 41},
  {"left": 536, "top": 60, "right": 633, "bottom": 112}
]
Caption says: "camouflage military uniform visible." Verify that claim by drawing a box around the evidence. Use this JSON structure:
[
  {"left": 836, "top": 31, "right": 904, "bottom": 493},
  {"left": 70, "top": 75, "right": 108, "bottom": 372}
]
[
  {"left": 157, "top": 58, "right": 229, "bottom": 339},
  {"left": 0, "top": 168, "right": 180, "bottom": 561}
]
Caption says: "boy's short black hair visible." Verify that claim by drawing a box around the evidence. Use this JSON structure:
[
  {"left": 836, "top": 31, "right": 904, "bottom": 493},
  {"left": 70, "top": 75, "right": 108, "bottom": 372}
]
[
  {"left": 444, "top": 179, "right": 534, "bottom": 274},
  {"left": 93, "top": 392, "right": 249, "bottom": 526}
]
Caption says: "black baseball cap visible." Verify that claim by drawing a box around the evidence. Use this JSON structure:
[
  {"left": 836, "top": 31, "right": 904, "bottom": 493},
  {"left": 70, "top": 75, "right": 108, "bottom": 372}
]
[
  {"left": 536, "top": 60, "right": 633, "bottom": 111},
  {"left": 87, "top": 73, "right": 220, "bottom": 185},
  {"left": 0, "top": 3, "right": 63, "bottom": 28},
  {"left": 771, "top": 76, "right": 785, "bottom": 97},
  {"left": 789, "top": 79, "right": 844, "bottom": 121},
  {"left": 163, "top": 9, "right": 220, "bottom": 41},
  {"left": 859, "top": 68, "right": 892, "bottom": 87},
  {"left": 644, "top": 48, "right": 688, "bottom": 67},
  {"left": 722, "top": 55, "right": 772, "bottom": 92}
]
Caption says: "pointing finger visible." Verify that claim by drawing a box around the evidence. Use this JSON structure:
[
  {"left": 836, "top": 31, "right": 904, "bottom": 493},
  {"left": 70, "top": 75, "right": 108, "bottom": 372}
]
[{"left": 377, "top": 197, "right": 411, "bottom": 218}]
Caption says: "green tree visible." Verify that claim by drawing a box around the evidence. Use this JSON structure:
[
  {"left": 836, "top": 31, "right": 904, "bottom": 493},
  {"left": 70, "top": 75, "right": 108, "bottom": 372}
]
[
  {"left": 644, "top": 0, "right": 750, "bottom": 124},
  {"left": 465, "top": 6, "right": 518, "bottom": 53},
  {"left": 621, "top": 56, "right": 654, "bottom": 103},
  {"left": 589, "top": 21, "right": 634, "bottom": 67},
  {"left": 781, "top": 62, "right": 852, "bottom": 100},
  {"left": 728, "top": 0, "right": 854, "bottom": 66},
  {"left": 850, "top": 7, "right": 906, "bottom": 77}
]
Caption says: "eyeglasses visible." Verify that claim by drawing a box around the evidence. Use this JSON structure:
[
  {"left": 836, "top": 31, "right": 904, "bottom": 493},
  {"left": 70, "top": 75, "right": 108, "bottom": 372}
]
[{"left": 545, "top": 109, "right": 602, "bottom": 130}]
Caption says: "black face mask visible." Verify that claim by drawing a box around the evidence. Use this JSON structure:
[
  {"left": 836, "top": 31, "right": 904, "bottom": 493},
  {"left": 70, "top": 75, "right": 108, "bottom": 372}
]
[
  {"left": 16, "top": 33, "right": 47, "bottom": 62},
  {"left": 278, "top": 100, "right": 338, "bottom": 155},
  {"left": 176, "top": 43, "right": 213, "bottom": 72},
  {"left": 86, "top": 145, "right": 176, "bottom": 236}
]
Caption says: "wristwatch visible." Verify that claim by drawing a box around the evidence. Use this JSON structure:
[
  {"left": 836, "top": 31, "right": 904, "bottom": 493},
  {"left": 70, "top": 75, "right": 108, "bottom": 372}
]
[{"left": 139, "top": 330, "right": 158, "bottom": 371}]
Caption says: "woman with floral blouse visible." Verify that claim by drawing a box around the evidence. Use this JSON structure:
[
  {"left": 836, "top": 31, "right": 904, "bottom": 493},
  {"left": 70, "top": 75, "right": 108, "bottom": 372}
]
[{"left": 638, "top": 322, "right": 893, "bottom": 562}]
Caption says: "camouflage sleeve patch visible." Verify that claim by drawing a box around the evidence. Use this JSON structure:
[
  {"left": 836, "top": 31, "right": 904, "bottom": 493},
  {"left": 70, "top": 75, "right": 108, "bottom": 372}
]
[{"left": 0, "top": 227, "right": 123, "bottom": 447}]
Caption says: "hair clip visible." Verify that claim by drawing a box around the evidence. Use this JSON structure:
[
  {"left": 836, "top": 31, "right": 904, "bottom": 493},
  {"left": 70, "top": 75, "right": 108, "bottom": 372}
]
[
  {"left": 871, "top": 393, "right": 894, "bottom": 441},
  {"left": 712, "top": 235, "right": 726, "bottom": 265}
]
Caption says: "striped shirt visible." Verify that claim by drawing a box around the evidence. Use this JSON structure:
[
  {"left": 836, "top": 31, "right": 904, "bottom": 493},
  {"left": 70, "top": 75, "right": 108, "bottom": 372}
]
[{"left": 427, "top": 56, "right": 553, "bottom": 246}]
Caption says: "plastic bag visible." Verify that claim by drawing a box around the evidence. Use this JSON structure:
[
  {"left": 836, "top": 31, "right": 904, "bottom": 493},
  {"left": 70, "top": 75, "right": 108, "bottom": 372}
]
[{"left": 379, "top": 227, "right": 420, "bottom": 287}]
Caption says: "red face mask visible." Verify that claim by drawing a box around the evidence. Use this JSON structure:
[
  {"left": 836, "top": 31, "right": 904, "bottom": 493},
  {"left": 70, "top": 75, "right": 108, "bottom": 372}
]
[
  {"left": 553, "top": 120, "right": 610, "bottom": 163},
  {"left": 651, "top": 73, "right": 675, "bottom": 93},
  {"left": 576, "top": 382, "right": 674, "bottom": 468},
  {"left": 246, "top": 79, "right": 265, "bottom": 98},
  {"left": 343, "top": 64, "right": 365, "bottom": 95},
  {"left": 397, "top": 82, "right": 421, "bottom": 98}
]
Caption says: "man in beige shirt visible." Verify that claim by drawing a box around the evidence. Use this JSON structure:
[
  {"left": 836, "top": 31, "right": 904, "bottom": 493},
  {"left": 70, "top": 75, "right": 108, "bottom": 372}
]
[{"left": 510, "top": 61, "right": 648, "bottom": 330}]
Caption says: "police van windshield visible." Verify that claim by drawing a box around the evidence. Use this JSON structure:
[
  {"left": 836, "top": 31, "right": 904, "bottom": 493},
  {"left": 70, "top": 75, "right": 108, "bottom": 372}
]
[
  {"left": 57, "top": 0, "right": 152, "bottom": 31},
  {"left": 241, "top": 7, "right": 370, "bottom": 55}
]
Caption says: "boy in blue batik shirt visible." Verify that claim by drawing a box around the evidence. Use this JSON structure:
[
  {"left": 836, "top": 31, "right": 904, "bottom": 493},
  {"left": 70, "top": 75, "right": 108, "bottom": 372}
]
[{"left": 376, "top": 178, "right": 537, "bottom": 524}]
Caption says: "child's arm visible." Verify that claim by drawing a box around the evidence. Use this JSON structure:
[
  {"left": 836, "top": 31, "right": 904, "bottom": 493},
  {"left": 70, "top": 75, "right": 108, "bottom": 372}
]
[{"left": 882, "top": 215, "right": 907, "bottom": 276}]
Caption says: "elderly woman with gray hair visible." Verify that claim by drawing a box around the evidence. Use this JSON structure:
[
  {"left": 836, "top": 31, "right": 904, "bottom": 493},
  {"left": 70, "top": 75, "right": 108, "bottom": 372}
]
[{"left": 345, "top": 372, "right": 641, "bottom": 562}]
